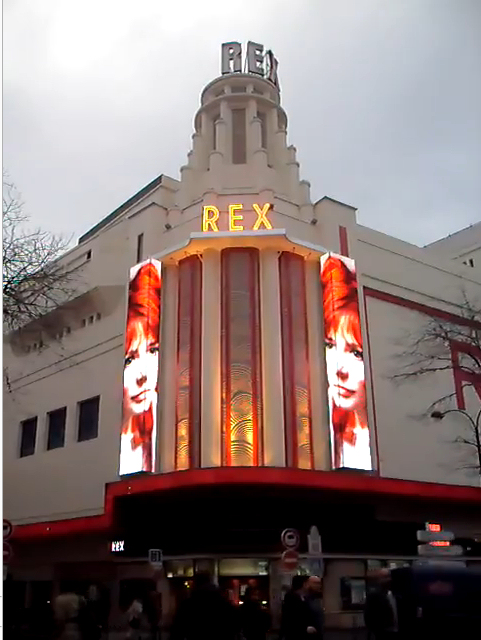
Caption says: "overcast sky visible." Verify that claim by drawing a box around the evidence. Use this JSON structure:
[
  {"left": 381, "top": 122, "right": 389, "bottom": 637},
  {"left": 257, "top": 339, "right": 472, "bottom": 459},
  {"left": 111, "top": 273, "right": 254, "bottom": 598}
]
[{"left": 3, "top": 0, "right": 481, "bottom": 247}]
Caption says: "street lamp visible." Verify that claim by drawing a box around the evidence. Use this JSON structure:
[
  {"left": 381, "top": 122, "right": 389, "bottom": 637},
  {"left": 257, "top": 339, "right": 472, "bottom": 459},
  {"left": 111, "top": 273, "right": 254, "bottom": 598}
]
[{"left": 430, "top": 408, "right": 481, "bottom": 474}]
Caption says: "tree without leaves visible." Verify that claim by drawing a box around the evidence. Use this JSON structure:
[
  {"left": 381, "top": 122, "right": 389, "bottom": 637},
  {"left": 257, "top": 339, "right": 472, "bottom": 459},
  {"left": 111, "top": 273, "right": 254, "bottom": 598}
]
[
  {"left": 390, "top": 293, "right": 481, "bottom": 474},
  {"left": 3, "top": 173, "right": 80, "bottom": 335}
]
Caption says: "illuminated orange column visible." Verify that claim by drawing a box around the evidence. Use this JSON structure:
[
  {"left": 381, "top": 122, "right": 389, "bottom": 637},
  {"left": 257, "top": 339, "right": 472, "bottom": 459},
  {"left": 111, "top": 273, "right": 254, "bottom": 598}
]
[
  {"left": 201, "top": 248, "right": 222, "bottom": 467},
  {"left": 260, "top": 249, "right": 286, "bottom": 467},
  {"left": 305, "top": 259, "right": 331, "bottom": 470},
  {"left": 158, "top": 264, "right": 179, "bottom": 473}
]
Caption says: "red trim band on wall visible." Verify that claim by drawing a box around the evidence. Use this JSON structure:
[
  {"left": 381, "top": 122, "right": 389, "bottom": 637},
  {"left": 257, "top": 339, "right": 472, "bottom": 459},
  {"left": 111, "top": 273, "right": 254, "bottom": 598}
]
[
  {"left": 11, "top": 467, "right": 481, "bottom": 541},
  {"left": 339, "top": 226, "right": 349, "bottom": 257}
]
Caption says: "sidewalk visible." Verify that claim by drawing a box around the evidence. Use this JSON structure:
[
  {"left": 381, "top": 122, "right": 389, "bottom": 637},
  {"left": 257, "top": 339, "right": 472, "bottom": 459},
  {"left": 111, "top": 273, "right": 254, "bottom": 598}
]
[{"left": 102, "top": 630, "right": 369, "bottom": 640}]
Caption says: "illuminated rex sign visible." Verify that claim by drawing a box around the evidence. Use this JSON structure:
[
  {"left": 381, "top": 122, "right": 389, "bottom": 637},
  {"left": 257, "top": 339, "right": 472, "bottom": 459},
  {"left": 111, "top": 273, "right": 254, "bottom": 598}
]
[
  {"left": 221, "top": 41, "right": 279, "bottom": 87},
  {"left": 202, "top": 203, "right": 273, "bottom": 233}
]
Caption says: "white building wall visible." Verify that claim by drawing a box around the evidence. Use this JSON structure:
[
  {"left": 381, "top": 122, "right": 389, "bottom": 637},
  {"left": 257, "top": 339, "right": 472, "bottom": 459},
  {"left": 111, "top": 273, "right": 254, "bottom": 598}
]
[{"left": 4, "top": 69, "right": 481, "bottom": 528}]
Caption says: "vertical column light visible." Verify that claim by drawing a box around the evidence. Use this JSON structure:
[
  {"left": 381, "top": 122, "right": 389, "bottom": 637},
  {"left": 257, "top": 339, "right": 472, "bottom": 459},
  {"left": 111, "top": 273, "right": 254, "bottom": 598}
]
[
  {"left": 279, "top": 252, "right": 313, "bottom": 469},
  {"left": 201, "top": 249, "right": 222, "bottom": 467},
  {"left": 260, "top": 249, "right": 286, "bottom": 466},
  {"left": 175, "top": 256, "right": 202, "bottom": 470},
  {"left": 158, "top": 264, "right": 179, "bottom": 473}
]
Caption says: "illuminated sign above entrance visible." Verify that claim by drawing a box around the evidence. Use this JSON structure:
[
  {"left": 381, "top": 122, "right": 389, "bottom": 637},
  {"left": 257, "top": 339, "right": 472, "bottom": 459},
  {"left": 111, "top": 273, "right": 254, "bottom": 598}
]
[
  {"left": 202, "top": 203, "right": 273, "bottom": 233},
  {"left": 221, "top": 41, "right": 279, "bottom": 87}
]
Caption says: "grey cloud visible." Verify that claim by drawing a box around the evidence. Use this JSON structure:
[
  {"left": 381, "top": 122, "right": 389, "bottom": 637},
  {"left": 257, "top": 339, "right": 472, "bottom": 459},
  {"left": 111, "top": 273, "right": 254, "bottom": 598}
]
[{"left": 3, "top": 0, "right": 481, "bottom": 246}]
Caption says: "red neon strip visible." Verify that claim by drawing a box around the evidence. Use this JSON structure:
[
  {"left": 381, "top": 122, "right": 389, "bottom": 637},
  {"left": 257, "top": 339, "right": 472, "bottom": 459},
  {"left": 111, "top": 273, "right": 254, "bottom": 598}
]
[
  {"left": 300, "top": 258, "right": 314, "bottom": 470},
  {"left": 339, "top": 226, "right": 349, "bottom": 257},
  {"left": 188, "top": 258, "right": 196, "bottom": 468},
  {"left": 249, "top": 250, "right": 259, "bottom": 466},
  {"left": 222, "top": 251, "right": 232, "bottom": 466},
  {"left": 11, "top": 467, "right": 481, "bottom": 541},
  {"left": 280, "top": 254, "right": 298, "bottom": 467}
]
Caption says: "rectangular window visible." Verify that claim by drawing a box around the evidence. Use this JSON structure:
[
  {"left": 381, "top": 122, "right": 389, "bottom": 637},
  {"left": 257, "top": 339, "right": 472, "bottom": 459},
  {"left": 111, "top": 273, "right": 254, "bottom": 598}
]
[
  {"left": 212, "top": 113, "right": 220, "bottom": 151},
  {"left": 20, "top": 417, "right": 38, "bottom": 457},
  {"left": 136, "top": 233, "right": 144, "bottom": 263},
  {"left": 78, "top": 396, "right": 100, "bottom": 442},
  {"left": 257, "top": 111, "right": 267, "bottom": 149},
  {"left": 47, "top": 407, "right": 67, "bottom": 450},
  {"left": 232, "top": 109, "right": 247, "bottom": 164}
]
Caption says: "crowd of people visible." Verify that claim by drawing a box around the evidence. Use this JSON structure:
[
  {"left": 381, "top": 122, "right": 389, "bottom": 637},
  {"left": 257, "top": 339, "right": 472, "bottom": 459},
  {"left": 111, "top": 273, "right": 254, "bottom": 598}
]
[{"left": 169, "top": 572, "right": 324, "bottom": 640}]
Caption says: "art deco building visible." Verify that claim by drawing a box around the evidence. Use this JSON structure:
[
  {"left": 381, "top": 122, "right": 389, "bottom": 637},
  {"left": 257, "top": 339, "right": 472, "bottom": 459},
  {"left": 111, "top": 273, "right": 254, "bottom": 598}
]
[{"left": 4, "top": 42, "right": 481, "bottom": 629}]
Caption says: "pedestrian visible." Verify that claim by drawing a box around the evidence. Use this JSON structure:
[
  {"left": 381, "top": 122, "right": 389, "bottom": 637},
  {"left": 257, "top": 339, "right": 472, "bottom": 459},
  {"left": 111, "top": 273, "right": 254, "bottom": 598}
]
[
  {"left": 144, "top": 589, "right": 162, "bottom": 640},
  {"left": 280, "top": 575, "right": 312, "bottom": 640},
  {"left": 364, "top": 569, "right": 399, "bottom": 639},
  {"left": 239, "top": 586, "right": 271, "bottom": 640},
  {"left": 53, "top": 591, "right": 85, "bottom": 640},
  {"left": 170, "top": 571, "right": 238, "bottom": 640},
  {"left": 305, "top": 575, "right": 325, "bottom": 638},
  {"left": 126, "top": 597, "right": 143, "bottom": 640}
]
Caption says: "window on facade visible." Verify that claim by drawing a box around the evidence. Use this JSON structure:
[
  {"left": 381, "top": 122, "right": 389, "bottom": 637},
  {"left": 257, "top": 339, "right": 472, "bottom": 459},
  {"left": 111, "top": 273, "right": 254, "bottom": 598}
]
[
  {"left": 463, "top": 258, "right": 475, "bottom": 267},
  {"left": 279, "top": 252, "right": 313, "bottom": 469},
  {"left": 20, "top": 417, "right": 38, "bottom": 457},
  {"left": 136, "top": 233, "right": 144, "bottom": 263},
  {"left": 77, "top": 396, "right": 100, "bottom": 442},
  {"left": 221, "top": 248, "right": 263, "bottom": 466},
  {"left": 86, "top": 250, "right": 92, "bottom": 260},
  {"left": 232, "top": 109, "right": 247, "bottom": 164},
  {"left": 257, "top": 111, "right": 267, "bottom": 149},
  {"left": 212, "top": 112, "right": 220, "bottom": 151},
  {"left": 175, "top": 256, "right": 202, "bottom": 470},
  {"left": 47, "top": 407, "right": 67, "bottom": 450},
  {"left": 81, "top": 319, "right": 87, "bottom": 327}
]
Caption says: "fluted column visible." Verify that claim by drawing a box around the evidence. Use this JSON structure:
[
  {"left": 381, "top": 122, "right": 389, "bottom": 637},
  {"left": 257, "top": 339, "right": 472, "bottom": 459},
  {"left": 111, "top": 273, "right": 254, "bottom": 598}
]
[
  {"left": 158, "top": 265, "right": 179, "bottom": 473},
  {"left": 260, "top": 249, "right": 286, "bottom": 467},
  {"left": 305, "top": 260, "right": 330, "bottom": 470},
  {"left": 201, "top": 248, "right": 222, "bottom": 467}
]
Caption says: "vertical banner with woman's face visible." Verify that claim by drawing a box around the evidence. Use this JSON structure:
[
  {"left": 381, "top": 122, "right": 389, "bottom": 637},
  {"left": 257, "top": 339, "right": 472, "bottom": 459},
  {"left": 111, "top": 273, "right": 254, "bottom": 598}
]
[
  {"left": 119, "top": 258, "right": 162, "bottom": 476},
  {"left": 320, "top": 253, "right": 372, "bottom": 471}
]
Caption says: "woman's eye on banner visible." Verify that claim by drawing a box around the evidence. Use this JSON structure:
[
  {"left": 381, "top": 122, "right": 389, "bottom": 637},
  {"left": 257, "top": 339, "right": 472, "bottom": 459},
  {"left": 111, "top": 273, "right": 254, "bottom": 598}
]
[
  {"left": 119, "top": 259, "right": 162, "bottom": 476},
  {"left": 320, "top": 253, "right": 372, "bottom": 471}
]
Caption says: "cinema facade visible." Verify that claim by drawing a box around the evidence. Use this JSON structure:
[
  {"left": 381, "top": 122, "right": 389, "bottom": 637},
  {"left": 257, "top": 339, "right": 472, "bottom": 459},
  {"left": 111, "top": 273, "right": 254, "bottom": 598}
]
[{"left": 4, "top": 42, "right": 481, "bottom": 629}]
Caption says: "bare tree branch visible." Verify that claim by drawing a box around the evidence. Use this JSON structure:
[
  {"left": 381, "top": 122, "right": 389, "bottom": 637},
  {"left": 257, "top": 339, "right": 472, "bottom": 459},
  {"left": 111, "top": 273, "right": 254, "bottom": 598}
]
[
  {"left": 3, "top": 172, "right": 80, "bottom": 333},
  {"left": 389, "top": 292, "right": 481, "bottom": 474}
]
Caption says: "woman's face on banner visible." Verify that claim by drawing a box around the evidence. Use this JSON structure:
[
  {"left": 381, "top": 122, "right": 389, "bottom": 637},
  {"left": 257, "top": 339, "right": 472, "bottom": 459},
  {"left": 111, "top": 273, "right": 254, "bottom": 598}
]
[
  {"left": 325, "top": 319, "right": 365, "bottom": 411},
  {"left": 123, "top": 324, "right": 159, "bottom": 416}
]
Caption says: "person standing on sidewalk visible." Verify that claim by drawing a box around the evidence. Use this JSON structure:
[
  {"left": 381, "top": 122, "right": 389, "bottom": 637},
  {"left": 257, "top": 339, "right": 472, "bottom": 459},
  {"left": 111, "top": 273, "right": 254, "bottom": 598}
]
[
  {"left": 305, "top": 576, "right": 325, "bottom": 638},
  {"left": 280, "top": 575, "right": 312, "bottom": 640},
  {"left": 364, "top": 569, "right": 399, "bottom": 640}
]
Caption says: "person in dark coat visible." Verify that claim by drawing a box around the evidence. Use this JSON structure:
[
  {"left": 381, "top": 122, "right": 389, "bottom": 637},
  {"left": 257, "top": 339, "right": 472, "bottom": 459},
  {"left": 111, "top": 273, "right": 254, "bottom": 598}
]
[
  {"left": 239, "top": 586, "right": 271, "bottom": 640},
  {"left": 280, "top": 575, "right": 312, "bottom": 640},
  {"left": 305, "top": 576, "right": 325, "bottom": 638},
  {"left": 170, "top": 572, "right": 238, "bottom": 640},
  {"left": 364, "top": 569, "right": 399, "bottom": 639}
]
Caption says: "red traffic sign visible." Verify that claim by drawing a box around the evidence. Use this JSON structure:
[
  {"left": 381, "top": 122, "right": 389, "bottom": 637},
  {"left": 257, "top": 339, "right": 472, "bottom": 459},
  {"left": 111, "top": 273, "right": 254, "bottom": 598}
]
[
  {"left": 281, "top": 549, "right": 299, "bottom": 571},
  {"left": 281, "top": 528, "right": 300, "bottom": 550},
  {"left": 4, "top": 542, "right": 13, "bottom": 565},
  {"left": 3, "top": 520, "right": 13, "bottom": 541}
]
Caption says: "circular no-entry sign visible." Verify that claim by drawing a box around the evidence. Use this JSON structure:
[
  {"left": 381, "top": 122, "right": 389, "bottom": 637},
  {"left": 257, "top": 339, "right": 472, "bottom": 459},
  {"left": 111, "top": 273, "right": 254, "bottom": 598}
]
[
  {"left": 281, "top": 528, "right": 300, "bottom": 550},
  {"left": 281, "top": 549, "right": 299, "bottom": 572},
  {"left": 3, "top": 520, "right": 13, "bottom": 541},
  {"left": 4, "top": 542, "right": 13, "bottom": 565}
]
